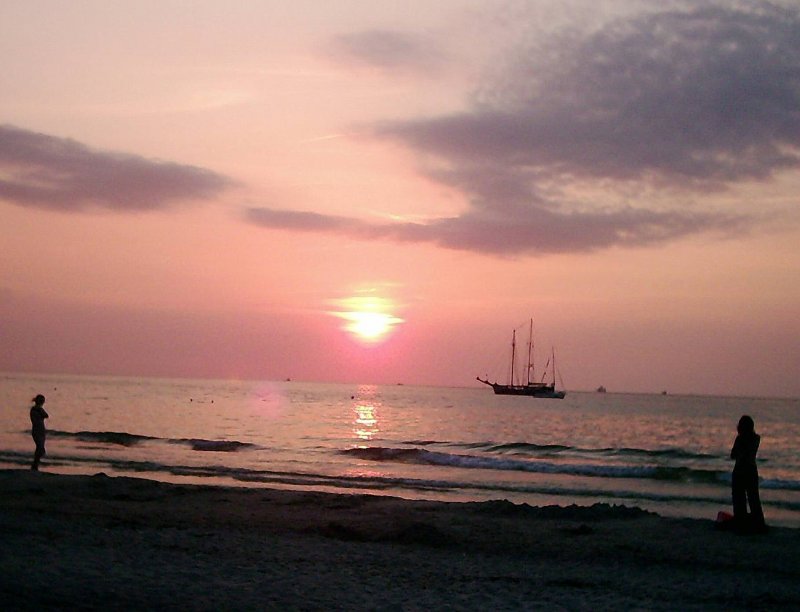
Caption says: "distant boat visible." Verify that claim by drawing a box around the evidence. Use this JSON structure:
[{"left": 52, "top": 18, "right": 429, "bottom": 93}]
[
  {"left": 597, "top": 385, "right": 607, "bottom": 393},
  {"left": 477, "top": 319, "right": 565, "bottom": 399}
]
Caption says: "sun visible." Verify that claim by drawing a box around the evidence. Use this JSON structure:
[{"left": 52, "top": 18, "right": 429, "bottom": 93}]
[
  {"left": 330, "top": 293, "right": 403, "bottom": 344},
  {"left": 343, "top": 311, "right": 401, "bottom": 342}
]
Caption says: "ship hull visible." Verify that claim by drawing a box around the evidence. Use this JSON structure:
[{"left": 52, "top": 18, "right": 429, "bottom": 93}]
[{"left": 487, "top": 383, "right": 565, "bottom": 399}]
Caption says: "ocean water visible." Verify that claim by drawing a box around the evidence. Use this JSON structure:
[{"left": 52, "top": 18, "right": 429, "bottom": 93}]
[{"left": 2, "top": 373, "right": 799, "bottom": 527}]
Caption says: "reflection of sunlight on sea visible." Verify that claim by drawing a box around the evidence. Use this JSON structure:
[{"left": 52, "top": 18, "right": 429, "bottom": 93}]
[
  {"left": 347, "top": 386, "right": 384, "bottom": 478},
  {"left": 352, "top": 385, "right": 381, "bottom": 443}
]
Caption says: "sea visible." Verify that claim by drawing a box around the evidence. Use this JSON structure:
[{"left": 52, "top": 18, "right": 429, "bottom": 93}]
[{"left": 2, "top": 373, "right": 799, "bottom": 527}]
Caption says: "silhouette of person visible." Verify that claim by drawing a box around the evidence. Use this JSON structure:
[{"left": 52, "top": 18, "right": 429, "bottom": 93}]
[
  {"left": 730, "top": 415, "right": 766, "bottom": 533},
  {"left": 30, "top": 394, "right": 49, "bottom": 471}
]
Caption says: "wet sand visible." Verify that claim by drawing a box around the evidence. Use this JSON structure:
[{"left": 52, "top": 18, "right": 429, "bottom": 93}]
[{"left": 1, "top": 469, "right": 799, "bottom": 610}]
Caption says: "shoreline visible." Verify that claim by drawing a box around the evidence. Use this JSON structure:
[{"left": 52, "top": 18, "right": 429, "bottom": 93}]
[{"left": 2, "top": 469, "right": 799, "bottom": 610}]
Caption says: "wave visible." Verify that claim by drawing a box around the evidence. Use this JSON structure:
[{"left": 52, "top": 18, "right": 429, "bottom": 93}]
[
  {"left": 610, "top": 447, "right": 719, "bottom": 461},
  {"left": 483, "top": 442, "right": 572, "bottom": 453},
  {"left": 3, "top": 448, "right": 800, "bottom": 514},
  {"left": 173, "top": 439, "right": 255, "bottom": 452},
  {"left": 47, "top": 430, "right": 255, "bottom": 452},
  {"left": 344, "top": 447, "right": 800, "bottom": 495},
  {"left": 462, "top": 440, "right": 717, "bottom": 461},
  {"left": 762, "top": 478, "right": 800, "bottom": 492},
  {"left": 48, "top": 430, "right": 158, "bottom": 447},
  {"left": 341, "top": 446, "right": 727, "bottom": 484},
  {"left": 2, "top": 449, "right": 800, "bottom": 516},
  {"left": 19, "top": 430, "right": 792, "bottom": 492}
]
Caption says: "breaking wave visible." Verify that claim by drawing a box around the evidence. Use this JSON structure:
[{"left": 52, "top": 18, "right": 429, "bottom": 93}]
[
  {"left": 342, "top": 446, "right": 729, "bottom": 485},
  {"left": 449, "top": 440, "right": 717, "bottom": 461},
  {"left": 2, "top": 448, "right": 799, "bottom": 514},
  {"left": 47, "top": 430, "right": 255, "bottom": 452},
  {"left": 48, "top": 430, "right": 158, "bottom": 447}
]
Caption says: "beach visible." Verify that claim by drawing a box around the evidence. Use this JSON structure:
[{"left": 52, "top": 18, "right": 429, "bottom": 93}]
[{"left": 2, "top": 470, "right": 799, "bottom": 610}]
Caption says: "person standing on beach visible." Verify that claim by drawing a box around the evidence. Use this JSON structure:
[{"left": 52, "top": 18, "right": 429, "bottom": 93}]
[
  {"left": 30, "top": 394, "right": 49, "bottom": 471},
  {"left": 730, "top": 415, "right": 766, "bottom": 532}
]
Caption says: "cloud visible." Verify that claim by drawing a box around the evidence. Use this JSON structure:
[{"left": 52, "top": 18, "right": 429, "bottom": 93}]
[
  {"left": 327, "top": 29, "right": 446, "bottom": 75},
  {"left": 245, "top": 207, "right": 364, "bottom": 232},
  {"left": 393, "top": 1, "right": 800, "bottom": 188},
  {"left": 0, "top": 125, "right": 234, "bottom": 212},
  {"left": 245, "top": 202, "right": 742, "bottom": 256},
  {"left": 249, "top": 2, "right": 798, "bottom": 256}
]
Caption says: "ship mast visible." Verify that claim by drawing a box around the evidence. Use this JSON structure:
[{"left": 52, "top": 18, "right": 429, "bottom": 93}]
[
  {"left": 509, "top": 329, "right": 517, "bottom": 386},
  {"left": 526, "top": 318, "right": 533, "bottom": 386}
]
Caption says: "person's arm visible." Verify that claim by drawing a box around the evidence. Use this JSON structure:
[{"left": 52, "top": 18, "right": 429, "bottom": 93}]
[
  {"left": 746, "top": 435, "right": 759, "bottom": 463},
  {"left": 730, "top": 436, "right": 740, "bottom": 460}
]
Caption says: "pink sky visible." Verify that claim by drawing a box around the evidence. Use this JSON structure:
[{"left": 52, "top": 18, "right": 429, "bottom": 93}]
[{"left": 2, "top": 1, "right": 799, "bottom": 397}]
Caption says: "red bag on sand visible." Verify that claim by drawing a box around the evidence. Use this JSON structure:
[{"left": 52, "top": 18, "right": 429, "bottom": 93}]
[{"left": 716, "top": 511, "right": 734, "bottom": 524}]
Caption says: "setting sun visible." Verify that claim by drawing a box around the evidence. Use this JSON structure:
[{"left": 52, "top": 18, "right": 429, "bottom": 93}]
[
  {"left": 329, "top": 293, "right": 404, "bottom": 344},
  {"left": 344, "top": 311, "right": 400, "bottom": 341}
]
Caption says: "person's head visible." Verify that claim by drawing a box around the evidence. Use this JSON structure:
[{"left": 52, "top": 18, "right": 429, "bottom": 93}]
[
  {"left": 33, "top": 394, "right": 45, "bottom": 406},
  {"left": 737, "top": 415, "right": 755, "bottom": 435}
]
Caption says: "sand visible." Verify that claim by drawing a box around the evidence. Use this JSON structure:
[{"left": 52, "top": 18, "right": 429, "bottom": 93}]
[{"left": 1, "top": 470, "right": 799, "bottom": 611}]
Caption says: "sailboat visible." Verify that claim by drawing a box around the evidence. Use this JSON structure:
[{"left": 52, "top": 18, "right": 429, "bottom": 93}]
[{"left": 476, "top": 319, "right": 566, "bottom": 399}]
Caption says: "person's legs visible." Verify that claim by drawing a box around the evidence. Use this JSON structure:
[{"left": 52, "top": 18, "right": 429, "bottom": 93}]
[
  {"left": 746, "top": 476, "right": 766, "bottom": 529},
  {"left": 32, "top": 436, "right": 45, "bottom": 471},
  {"left": 732, "top": 471, "right": 748, "bottom": 522}
]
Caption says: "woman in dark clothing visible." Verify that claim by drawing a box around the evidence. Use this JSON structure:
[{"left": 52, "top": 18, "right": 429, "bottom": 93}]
[
  {"left": 730, "top": 415, "right": 766, "bottom": 532},
  {"left": 30, "top": 394, "right": 48, "bottom": 471}
]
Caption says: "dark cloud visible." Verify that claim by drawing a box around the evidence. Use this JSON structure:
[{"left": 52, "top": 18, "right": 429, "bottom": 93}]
[
  {"left": 246, "top": 202, "right": 743, "bottom": 256},
  {"left": 0, "top": 125, "right": 234, "bottom": 212},
  {"left": 398, "top": 2, "right": 800, "bottom": 187},
  {"left": 245, "top": 207, "right": 366, "bottom": 232},
  {"left": 328, "top": 29, "right": 445, "bottom": 74},
  {"left": 250, "top": 2, "right": 797, "bottom": 256}
]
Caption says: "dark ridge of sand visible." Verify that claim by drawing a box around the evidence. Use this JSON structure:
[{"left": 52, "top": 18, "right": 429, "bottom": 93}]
[{"left": 1, "top": 470, "right": 799, "bottom": 610}]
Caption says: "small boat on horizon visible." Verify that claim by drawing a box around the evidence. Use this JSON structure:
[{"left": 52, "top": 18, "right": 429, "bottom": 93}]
[{"left": 477, "top": 319, "right": 565, "bottom": 399}]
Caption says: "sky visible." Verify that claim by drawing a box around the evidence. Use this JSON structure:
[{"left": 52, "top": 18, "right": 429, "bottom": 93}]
[{"left": 1, "top": 0, "right": 799, "bottom": 397}]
